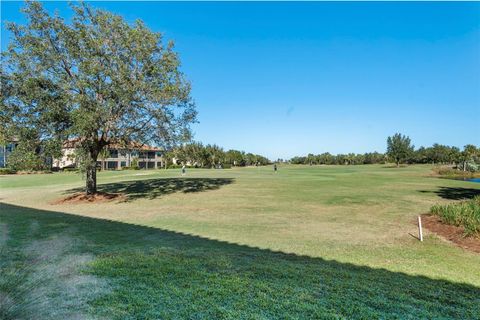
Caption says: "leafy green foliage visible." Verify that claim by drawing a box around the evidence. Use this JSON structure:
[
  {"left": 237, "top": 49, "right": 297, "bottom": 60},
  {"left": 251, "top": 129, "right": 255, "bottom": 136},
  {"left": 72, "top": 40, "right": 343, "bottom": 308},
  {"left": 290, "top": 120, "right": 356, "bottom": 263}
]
[
  {"left": 6, "top": 149, "right": 43, "bottom": 171},
  {"left": 171, "top": 141, "right": 270, "bottom": 167},
  {"left": 5, "top": 136, "right": 55, "bottom": 171},
  {"left": 0, "top": 168, "right": 16, "bottom": 174},
  {"left": 465, "top": 161, "right": 479, "bottom": 172},
  {"left": 386, "top": 133, "right": 414, "bottom": 166},
  {"left": 225, "top": 149, "right": 246, "bottom": 166},
  {"left": 2, "top": 1, "right": 196, "bottom": 193},
  {"left": 290, "top": 152, "right": 385, "bottom": 165},
  {"left": 130, "top": 158, "right": 140, "bottom": 170},
  {"left": 431, "top": 196, "right": 480, "bottom": 237}
]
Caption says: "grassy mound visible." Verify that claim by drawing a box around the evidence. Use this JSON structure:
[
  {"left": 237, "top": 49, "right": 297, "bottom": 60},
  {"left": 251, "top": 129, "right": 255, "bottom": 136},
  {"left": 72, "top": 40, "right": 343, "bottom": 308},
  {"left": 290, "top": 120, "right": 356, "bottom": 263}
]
[{"left": 431, "top": 196, "right": 480, "bottom": 237}]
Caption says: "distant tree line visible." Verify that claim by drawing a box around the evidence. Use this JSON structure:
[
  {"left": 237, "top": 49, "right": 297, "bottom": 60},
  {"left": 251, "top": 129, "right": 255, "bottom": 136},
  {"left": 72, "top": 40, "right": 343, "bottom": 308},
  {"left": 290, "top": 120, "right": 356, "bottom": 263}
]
[
  {"left": 290, "top": 152, "right": 385, "bottom": 166},
  {"left": 165, "top": 142, "right": 271, "bottom": 168},
  {"left": 289, "top": 134, "right": 480, "bottom": 171}
]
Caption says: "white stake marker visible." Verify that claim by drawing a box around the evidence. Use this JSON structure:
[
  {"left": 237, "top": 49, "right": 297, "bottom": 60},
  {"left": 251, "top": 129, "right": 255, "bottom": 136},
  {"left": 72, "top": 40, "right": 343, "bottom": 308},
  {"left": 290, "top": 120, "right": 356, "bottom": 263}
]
[{"left": 418, "top": 216, "right": 423, "bottom": 242}]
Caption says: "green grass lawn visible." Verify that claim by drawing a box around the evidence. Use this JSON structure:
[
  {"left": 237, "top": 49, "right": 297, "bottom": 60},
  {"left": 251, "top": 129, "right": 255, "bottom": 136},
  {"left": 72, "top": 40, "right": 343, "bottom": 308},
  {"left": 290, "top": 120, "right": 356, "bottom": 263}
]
[{"left": 1, "top": 165, "right": 480, "bottom": 319}]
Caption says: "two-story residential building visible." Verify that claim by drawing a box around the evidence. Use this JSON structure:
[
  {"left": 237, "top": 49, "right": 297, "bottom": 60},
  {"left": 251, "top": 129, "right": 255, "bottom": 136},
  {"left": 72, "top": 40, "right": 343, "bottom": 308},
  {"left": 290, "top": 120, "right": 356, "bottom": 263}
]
[{"left": 53, "top": 139, "right": 165, "bottom": 170}]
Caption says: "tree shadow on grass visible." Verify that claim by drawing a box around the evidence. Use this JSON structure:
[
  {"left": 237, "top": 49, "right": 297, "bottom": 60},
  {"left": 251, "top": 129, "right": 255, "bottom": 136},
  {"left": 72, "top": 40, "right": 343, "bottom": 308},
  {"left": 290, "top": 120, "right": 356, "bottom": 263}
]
[
  {"left": 67, "top": 177, "right": 234, "bottom": 202},
  {"left": 1, "top": 203, "right": 479, "bottom": 319},
  {"left": 419, "top": 187, "right": 480, "bottom": 200}
]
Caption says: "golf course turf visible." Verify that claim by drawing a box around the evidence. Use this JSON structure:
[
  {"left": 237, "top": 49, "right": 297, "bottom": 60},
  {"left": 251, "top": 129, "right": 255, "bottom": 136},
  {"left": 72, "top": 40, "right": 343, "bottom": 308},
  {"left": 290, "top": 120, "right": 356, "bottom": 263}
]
[{"left": 1, "top": 165, "right": 479, "bottom": 319}]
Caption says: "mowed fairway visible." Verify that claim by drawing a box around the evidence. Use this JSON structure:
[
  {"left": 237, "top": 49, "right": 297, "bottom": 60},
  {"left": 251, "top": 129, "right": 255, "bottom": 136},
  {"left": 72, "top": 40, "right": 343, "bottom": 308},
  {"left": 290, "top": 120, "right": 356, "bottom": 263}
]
[{"left": 1, "top": 165, "right": 480, "bottom": 319}]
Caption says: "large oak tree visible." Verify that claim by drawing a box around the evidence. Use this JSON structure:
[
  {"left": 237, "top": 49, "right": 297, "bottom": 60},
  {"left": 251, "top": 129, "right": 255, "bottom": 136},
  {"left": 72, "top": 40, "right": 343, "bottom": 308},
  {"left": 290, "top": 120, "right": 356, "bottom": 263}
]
[{"left": 1, "top": 1, "right": 196, "bottom": 194}]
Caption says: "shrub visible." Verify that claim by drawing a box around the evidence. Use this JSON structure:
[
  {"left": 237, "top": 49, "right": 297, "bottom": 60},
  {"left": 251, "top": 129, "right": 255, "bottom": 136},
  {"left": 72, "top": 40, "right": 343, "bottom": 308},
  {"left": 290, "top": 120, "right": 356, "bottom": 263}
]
[
  {"left": 433, "top": 167, "right": 460, "bottom": 177},
  {"left": 465, "top": 161, "right": 479, "bottom": 173},
  {"left": 430, "top": 196, "right": 480, "bottom": 237},
  {"left": 7, "top": 149, "right": 45, "bottom": 171},
  {"left": 130, "top": 158, "right": 140, "bottom": 170},
  {"left": 0, "top": 168, "right": 17, "bottom": 175},
  {"left": 121, "top": 166, "right": 140, "bottom": 170},
  {"left": 15, "top": 170, "right": 52, "bottom": 175},
  {"left": 432, "top": 166, "right": 479, "bottom": 179}
]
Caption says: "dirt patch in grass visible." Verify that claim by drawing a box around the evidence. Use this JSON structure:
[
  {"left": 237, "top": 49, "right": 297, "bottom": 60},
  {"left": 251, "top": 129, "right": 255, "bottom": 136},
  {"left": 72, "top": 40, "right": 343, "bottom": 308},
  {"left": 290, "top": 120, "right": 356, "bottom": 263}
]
[
  {"left": 19, "top": 235, "right": 110, "bottom": 319},
  {"left": 51, "top": 192, "right": 125, "bottom": 205},
  {"left": 421, "top": 214, "right": 480, "bottom": 254}
]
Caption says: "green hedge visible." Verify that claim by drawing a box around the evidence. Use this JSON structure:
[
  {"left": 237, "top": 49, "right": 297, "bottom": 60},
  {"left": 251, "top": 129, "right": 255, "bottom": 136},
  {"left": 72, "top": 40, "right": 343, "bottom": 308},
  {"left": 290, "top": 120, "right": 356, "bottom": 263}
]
[{"left": 121, "top": 166, "right": 141, "bottom": 170}]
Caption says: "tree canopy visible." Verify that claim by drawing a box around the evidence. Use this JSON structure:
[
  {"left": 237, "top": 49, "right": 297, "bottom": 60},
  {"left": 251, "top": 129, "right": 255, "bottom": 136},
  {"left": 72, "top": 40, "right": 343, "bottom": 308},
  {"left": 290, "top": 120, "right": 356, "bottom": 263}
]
[
  {"left": 170, "top": 142, "right": 270, "bottom": 168},
  {"left": 1, "top": 1, "right": 196, "bottom": 193},
  {"left": 386, "top": 133, "right": 414, "bottom": 167}
]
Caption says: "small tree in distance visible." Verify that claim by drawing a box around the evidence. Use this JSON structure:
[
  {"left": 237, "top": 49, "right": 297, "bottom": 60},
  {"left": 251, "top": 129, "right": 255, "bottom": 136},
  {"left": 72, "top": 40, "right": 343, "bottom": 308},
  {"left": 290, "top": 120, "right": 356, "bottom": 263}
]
[{"left": 387, "top": 133, "right": 414, "bottom": 167}]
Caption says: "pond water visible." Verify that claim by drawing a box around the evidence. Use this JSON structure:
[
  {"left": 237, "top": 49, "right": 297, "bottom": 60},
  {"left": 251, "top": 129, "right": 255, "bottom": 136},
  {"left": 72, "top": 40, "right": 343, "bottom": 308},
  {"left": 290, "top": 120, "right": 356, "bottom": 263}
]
[{"left": 443, "top": 177, "right": 480, "bottom": 183}]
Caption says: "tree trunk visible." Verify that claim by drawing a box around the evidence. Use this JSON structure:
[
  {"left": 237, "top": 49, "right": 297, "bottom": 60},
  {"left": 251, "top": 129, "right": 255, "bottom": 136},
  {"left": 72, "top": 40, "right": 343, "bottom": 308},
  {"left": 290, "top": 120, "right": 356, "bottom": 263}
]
[{"left": 86, "top": 163, "right": 97, "bottom": 195}]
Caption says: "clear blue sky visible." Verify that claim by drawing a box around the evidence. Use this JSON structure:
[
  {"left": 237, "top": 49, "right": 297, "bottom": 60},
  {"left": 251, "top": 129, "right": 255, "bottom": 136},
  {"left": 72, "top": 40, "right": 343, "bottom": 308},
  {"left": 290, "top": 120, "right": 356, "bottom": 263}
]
[{"left": 2, "top": 1, "right": 479, "bottom": 159}]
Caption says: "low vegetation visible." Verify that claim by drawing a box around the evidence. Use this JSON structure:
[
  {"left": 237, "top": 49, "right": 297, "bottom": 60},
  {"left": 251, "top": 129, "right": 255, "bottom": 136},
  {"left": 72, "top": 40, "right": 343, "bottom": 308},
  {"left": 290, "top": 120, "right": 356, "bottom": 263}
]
[
  {"left": 0, "top": 168, "right": 16, "bottom": 175},
  {"left": 433, "top": 166, "right": 480, "bottom": 179},
  {"left": 431, "top": 196, "right": 480, "bottom": 237}
]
